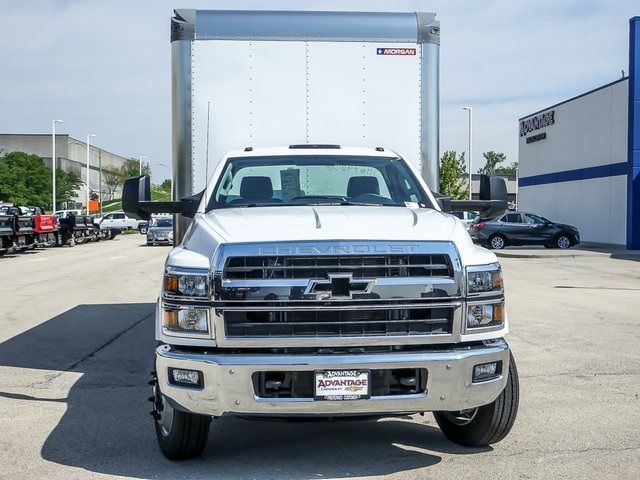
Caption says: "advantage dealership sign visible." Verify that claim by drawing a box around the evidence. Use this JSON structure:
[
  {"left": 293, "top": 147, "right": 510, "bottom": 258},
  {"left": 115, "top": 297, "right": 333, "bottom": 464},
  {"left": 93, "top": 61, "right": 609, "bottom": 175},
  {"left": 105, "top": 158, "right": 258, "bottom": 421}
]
[{"left": 520, "top": 110, "right": 555, "bottom": 137}]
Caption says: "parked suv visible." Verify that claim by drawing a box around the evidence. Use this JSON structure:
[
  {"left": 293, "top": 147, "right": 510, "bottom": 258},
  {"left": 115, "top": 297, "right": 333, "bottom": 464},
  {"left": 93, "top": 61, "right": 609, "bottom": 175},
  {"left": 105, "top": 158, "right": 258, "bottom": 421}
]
[
  {"left": 470, "top": 211, "right": 580, "bottom": 249},
  {"left": 95, "top": 211, "right": 143, "bottom": 230}
]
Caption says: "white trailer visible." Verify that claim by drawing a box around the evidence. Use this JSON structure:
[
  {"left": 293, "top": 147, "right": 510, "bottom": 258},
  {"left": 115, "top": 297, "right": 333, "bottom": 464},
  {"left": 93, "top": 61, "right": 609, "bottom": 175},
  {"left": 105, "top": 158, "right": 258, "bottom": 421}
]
[{"left": 171, "top": 9, "right": 440, "bottom": 240}]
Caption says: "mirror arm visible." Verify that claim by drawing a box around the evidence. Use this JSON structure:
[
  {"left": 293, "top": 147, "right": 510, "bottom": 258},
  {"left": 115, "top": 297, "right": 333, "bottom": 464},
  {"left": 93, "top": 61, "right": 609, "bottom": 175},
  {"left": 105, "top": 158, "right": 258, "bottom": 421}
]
[
  {"left": 139, "top": 201, "right": 181, "bottom": 214},
  {"left": 138, "top": 190, "right": 204, "bottom": 219},
  {"left": 447, "top": 199, "right": 508, "bottom": 219}
]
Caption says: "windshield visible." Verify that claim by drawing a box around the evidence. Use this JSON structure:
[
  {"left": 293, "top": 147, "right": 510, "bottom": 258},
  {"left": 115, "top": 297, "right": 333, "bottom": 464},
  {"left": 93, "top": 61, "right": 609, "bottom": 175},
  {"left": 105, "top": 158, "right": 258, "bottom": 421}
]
[
  {"left": 152, "top": 219, "right": 172, "bottom": 228},
  {"left": 208, "top": 155, "right": 432, "bottom": 209}
]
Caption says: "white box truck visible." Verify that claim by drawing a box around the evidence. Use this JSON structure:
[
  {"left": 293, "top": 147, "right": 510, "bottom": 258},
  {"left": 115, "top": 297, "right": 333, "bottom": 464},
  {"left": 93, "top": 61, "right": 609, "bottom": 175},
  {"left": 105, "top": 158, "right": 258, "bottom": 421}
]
[{"left": 123, "top": 9, "right": 518, "bottom": 460}]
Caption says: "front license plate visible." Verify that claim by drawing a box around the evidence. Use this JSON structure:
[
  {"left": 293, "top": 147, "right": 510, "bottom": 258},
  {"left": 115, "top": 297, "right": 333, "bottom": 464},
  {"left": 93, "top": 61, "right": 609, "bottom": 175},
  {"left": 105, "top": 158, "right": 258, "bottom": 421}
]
[{"left": 314, "top": 370, "right": 370, "bottom": 401}]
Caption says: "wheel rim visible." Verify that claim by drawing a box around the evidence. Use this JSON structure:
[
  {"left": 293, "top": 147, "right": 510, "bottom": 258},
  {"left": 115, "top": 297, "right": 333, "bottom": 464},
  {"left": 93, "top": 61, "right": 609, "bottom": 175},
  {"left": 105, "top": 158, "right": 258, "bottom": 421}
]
[
  {"left": 557, "top": 236, "right": 570, "bottom": 249},
  {"left": 491, "top": 236, "right": 504, "bottom": 249},
  {"left": 154, "top": 386, "right": 174, "bottom": 437},
  {"left": 443, "top": 408, "right": 479, "bottom": 426}
]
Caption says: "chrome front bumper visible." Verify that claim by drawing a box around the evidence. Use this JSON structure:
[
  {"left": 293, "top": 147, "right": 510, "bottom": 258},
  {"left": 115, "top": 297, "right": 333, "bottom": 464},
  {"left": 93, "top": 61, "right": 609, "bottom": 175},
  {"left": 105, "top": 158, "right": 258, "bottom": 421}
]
[{"left": 156, "top": 340, "right": 510, "bottom": 417}]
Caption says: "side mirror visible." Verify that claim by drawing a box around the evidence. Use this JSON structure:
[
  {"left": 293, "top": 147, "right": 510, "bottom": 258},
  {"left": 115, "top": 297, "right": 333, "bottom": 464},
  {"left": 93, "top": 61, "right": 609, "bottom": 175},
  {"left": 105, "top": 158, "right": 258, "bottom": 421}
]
[
  {"left": 122, "top": 176, "right": 152, "bottom": 220},
  {"left": 479, "top": 175, "right": 508, "bottom": 202},
  {"left": 122, "top": 175, "right": 204, "bottom": 220}
]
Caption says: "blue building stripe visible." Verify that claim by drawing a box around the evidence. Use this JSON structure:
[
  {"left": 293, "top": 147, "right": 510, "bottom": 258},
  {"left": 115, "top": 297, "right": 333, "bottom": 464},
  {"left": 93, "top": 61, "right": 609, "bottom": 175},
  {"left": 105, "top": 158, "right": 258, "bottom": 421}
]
[
  {"left": 628, "top": 16, "right": 640, "bottom": 250},
  {"left": 519, "top": 162, "right": 628, "bottom": 187}
]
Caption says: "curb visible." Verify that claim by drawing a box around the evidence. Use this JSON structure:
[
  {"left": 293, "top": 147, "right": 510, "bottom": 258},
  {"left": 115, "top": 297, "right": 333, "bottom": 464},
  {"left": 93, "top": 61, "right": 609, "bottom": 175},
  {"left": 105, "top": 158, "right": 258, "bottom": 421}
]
[{"left": 495, "top": 251, "right": 588, "bottom": 259}]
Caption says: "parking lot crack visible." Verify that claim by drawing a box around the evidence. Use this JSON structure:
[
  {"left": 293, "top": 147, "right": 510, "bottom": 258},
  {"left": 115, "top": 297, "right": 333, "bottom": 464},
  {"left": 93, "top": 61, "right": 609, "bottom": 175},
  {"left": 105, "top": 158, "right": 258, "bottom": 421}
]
[{"left": 65, "top": 311, "right": 153, "bottom": 373}]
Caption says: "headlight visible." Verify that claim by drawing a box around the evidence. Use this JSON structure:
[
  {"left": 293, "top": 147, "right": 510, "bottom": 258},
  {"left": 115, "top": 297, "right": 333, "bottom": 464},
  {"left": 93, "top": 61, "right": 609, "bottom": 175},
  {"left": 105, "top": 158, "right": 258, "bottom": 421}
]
[
  {"left": 466, "top": 263, "right": 503, "bottom": 297},
  {"left": 466, "top": 302, "right": 504, "bottom": 330},
  {"left": 163, "top": 267, "right": 209, "bottom": 299},
  {"left": 162, "top": 307, "right": 209, "bottom": 335}
]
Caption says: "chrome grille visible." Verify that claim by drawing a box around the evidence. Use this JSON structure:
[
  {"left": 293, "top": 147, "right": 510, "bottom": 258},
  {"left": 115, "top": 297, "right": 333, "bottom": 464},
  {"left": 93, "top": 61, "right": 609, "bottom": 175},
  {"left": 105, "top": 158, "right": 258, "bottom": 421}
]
[
  {"left": 224, "top": 305, "right": 453, "bottom": 338},
  {"left": 213, "top": 241, "right": 463, "bottom": 347},
  {"left": 223, "top": 254, "right": 453, "bottom": 280}
]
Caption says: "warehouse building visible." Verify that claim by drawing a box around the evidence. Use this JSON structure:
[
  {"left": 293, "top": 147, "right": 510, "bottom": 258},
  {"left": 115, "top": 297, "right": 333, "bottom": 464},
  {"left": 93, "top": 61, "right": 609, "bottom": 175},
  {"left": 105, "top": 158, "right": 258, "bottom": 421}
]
[
  {"left": 518, "top": 17, "right": 639, "bottom": 249},
  {"left": 0, "top": 133, "right": 129, "bottom": 209}
]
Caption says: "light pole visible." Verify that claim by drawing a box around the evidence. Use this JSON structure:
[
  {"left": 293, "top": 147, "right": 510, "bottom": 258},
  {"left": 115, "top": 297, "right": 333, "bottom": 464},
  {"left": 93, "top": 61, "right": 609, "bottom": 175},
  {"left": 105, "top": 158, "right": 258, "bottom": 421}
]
[
  {"left": 86, "top": 134, "right": 96, "bottom": 212},
  {"left": 51, "top": 119, "right": 64, "bottom": 211},
  {"left": 462, "top": 106, "right": 473, "bottom": 200},
  {"left": 139, "top": 155, "right": 147, "bottom": 175}
]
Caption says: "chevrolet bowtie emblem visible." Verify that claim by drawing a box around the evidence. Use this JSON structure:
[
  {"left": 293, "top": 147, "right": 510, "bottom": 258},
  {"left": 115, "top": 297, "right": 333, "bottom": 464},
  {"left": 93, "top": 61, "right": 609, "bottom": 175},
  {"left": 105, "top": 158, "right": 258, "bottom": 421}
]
[{"left": 304, "top": 273, "right": 375, "bottom": 299}]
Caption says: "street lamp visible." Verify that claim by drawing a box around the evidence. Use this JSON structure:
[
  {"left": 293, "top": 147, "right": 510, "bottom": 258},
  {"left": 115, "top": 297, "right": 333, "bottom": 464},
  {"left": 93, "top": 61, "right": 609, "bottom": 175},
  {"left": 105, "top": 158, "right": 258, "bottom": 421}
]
[
  {"left": 462, "top": 106, "right": 473, "bottom": 200},
  {"left": 51, "top": 119, "right": 64, "bottom": 211},
  {"left": 86, "top": 134, "right": 96, "bottom": 213},
  {"left": 139, "top": 155, "right": 147, "bottom": 175}
]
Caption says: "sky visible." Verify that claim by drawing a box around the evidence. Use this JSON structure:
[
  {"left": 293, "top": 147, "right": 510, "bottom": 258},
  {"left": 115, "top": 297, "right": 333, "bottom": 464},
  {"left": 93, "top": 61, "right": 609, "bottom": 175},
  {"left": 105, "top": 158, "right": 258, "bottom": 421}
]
[{"left": 1, "top": 0, "right": 638, "bottom": 181}]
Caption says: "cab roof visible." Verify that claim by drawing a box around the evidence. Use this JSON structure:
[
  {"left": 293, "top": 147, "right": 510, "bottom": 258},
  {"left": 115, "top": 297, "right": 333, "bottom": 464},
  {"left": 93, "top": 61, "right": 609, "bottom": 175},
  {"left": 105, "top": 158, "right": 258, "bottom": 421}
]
[{"left": 225, "top": 145, "right": 400, "bottom": 159}]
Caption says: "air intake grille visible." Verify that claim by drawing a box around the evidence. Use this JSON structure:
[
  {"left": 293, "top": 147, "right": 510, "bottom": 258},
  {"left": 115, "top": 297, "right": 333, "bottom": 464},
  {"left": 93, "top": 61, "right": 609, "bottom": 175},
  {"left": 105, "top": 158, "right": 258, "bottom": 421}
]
[
  {"left": 224, "top": 254, "right": 453, "bottom": 280},
  {"left": 224, "top": 306, "right": 453, "bottom": 338}
]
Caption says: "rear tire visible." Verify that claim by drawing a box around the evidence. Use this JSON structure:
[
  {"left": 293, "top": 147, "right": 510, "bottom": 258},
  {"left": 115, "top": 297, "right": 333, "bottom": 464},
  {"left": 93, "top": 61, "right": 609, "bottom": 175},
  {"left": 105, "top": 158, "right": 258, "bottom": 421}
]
[
  {"left": 488, "top": 234, "right": 506, "bottom": 250},
  {"left": 151, "top": 373, "right": 211, "bottom": 460},
  {"left": 434, "top": 352, "right": 519, "bottom": 447}
]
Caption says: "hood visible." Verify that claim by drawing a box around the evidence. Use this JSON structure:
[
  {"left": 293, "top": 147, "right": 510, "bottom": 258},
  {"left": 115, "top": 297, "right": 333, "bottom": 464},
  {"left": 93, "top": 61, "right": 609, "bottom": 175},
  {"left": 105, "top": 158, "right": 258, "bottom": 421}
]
[
  {"left": 200, "top": 206, "right": 458, "bottom": 243},
  {"left": 555, "top": 222, "right": 578, "bottom": 231},
  {"left": 149, "top": 226, "right": 173, "bottom": 233}
]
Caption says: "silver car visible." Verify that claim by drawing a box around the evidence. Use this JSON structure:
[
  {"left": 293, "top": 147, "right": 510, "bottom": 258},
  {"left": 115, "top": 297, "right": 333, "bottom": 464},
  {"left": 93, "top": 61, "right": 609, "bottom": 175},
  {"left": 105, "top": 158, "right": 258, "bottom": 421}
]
[{"left": 146, "top": 217, "right": 173, "bottom": 246}]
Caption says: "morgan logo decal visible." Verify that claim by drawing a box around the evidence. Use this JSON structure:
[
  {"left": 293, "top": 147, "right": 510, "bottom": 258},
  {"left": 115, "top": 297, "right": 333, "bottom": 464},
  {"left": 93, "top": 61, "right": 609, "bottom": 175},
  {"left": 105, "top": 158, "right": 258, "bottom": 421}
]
[{"left": 376, "top": 47, "right": 416, "bottom": 56}]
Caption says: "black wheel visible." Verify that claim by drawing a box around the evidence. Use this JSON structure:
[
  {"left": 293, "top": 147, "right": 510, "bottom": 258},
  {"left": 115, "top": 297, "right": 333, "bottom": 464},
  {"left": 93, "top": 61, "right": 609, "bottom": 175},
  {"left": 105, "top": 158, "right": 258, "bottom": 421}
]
[
  {"left": 554, "top": 234, "right": 571, "bottom": 249},
  {"left": 109, "top": 230, "right": 117, "bottom": 240},
  {"left": 140, "top": 226, "right": 148, "bottom": 234},
  {"left": 434, "top": 352, "right": 519, "bottom": 447},
  {"left": 151, "top": 372, "right": 211, "bottom": 460},
  {"left": 488, "top": 234, "right": 506, "bottom": 250}
]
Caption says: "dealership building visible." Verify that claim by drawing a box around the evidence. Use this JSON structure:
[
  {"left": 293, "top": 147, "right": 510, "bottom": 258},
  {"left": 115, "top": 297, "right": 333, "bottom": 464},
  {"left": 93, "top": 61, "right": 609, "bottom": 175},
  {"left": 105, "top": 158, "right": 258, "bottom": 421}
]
[
  {"left": 518, "top": 17, "right": 639, "bottom": 249},
  {"left": 0, "top": 134, "right": 128, "bottom": 208}
]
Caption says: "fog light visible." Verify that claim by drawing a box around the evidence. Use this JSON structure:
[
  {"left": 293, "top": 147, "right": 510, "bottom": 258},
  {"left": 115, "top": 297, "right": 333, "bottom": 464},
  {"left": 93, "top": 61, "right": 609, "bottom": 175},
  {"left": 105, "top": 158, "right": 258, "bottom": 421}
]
[
  {"left": 169, "top": 368, "right": 203, "bottom": 388},
  {"left": 472, "top": 361, "right": 501, "bottom": 383}
]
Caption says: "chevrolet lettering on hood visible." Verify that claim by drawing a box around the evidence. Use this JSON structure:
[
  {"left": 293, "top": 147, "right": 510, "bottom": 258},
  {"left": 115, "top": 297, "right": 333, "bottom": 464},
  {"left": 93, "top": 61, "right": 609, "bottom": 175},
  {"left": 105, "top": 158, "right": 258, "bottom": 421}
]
[{"left": 258, "top": 243, "right": 421, "bottom": 255}]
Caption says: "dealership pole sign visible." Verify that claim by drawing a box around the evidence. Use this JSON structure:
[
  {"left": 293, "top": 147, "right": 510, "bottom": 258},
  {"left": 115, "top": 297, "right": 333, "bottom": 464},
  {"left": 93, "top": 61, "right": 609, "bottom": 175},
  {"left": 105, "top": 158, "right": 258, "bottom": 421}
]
[{"left": 520, "top": 110, "right": 555, "bottom": 137}]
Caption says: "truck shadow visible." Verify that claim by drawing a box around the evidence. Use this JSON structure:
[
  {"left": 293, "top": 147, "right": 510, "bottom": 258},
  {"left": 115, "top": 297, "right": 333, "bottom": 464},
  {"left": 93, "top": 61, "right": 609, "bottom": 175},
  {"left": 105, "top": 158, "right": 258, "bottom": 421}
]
[{"left": 0, "top": 304, "right": 490, "bottom": 479}]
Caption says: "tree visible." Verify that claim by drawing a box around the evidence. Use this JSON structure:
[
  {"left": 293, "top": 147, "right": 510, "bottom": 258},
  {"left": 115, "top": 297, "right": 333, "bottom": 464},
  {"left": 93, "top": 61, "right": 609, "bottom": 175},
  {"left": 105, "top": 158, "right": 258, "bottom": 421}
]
[
  {"left": 496, "top": 161, "right": 518, "bottom": 176},
  {"left": 439, "top": 150, "right": 467, "bottom": 200},
  {"left": 120, "top": 158, "right": 151, "bottom": 179},
  {"left": 0, "top": 151, "right": 81, "bottom": 208},
  {"left": 56, "top": 169, "right": 83, "bottom": 205},
  {"left": 478, "top": 151, "right": 507, "bottom": 175},
  {"left": 151, "top": 179, "right": 172, "bottom": 201},
  {"left": 103, "top": 171, "right": 121, "bottom": 200}
]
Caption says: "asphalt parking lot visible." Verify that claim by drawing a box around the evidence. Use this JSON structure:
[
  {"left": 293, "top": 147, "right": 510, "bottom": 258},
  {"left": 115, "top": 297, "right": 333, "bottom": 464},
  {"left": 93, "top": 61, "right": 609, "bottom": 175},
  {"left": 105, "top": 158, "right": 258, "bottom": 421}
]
[{"left": 0, "top": 234, "right": 638, "bottom": 480}]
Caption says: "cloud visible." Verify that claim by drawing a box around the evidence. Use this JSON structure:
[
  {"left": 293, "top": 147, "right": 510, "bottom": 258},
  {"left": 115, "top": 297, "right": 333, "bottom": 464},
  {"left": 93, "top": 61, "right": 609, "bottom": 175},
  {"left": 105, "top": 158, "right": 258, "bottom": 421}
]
[{"left": 0, "top": 0, "right": 636, "bottom": 179}]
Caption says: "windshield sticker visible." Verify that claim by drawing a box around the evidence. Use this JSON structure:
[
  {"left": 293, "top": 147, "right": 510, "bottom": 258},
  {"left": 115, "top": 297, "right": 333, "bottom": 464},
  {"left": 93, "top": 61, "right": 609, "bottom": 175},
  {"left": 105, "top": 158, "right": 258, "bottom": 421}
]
[
  {"left": 280, "top": 168, "right": 301, "bottom": 201},
  {"left": 404, "top": 201, "right": 419, "bottom": 209}
]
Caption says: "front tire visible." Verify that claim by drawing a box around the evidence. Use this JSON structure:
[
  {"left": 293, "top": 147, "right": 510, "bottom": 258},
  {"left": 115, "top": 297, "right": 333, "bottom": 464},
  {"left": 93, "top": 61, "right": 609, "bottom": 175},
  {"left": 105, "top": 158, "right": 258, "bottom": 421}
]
[
  {"left": 152, "top": 374, "right": 211, "bottom": 460},
  {"left": 434, "top": 352, "right": 519, "bottom": 447},
  {"left": 488, "top": 234, "right": 506, "bottom": 250},
  {"left": 555, "top": 234, "right": 571, "bottom": 249}
]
